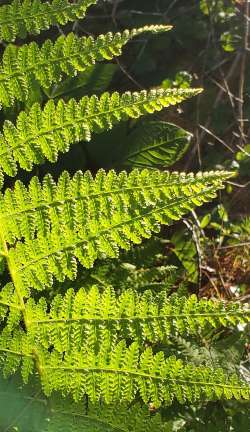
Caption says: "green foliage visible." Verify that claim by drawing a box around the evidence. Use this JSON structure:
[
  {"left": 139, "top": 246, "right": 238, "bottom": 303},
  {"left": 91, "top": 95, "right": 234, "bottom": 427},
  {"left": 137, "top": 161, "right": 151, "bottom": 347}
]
[
  {"left": 48, "top": 63, "right": 118, "bottom": 100},
  {"left": 0, "top": 24, "right": 171, "bottom": 108},
  {"left": 171, "top": 228, "right": 199, "bottom": 283},
  {"left": 0, "top": 375, "right": 169, "bottom": 432},
  {"left": 120, "top": 121, "right": 192, "bottom": 168},
  {"left": 0, "top": 0, "right": 97, "bottom": 42},
  {"left": 0, "top": 335, "right": 249, "bottom": 405},
  {"left": 0, "top": 88, "right": 200, "bottom": 178},
  {"left": 23, "top": 286, "right": 250, "bottom": 349},
  {"left": 2, "top": 169, "right": 231, "bottom": 290},
  {"left": 0, "top": 1, "right": 249, "bottom": 429}
]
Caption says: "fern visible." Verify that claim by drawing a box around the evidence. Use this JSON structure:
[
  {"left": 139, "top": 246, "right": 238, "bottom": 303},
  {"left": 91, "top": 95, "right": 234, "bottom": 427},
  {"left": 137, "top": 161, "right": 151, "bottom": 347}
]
[
  {"left": 0, "top": 24, "right": 171, "bottom": 108},
  {"left": 0, "top": 336, "right": 249, "bottom": 405},
  {"left": 0, "top": 169, "right": 231, "bottom": 290},
  {"left": 0, "top": 0, "right": 97, "bottom": 42},
  {"left": 24, "top": 286, "right": 250, "bottom": 349},
  {"left": 0, "top": 1, "right": 249, "bottom": 421},
  {"left": 0, "top": 88, "right": 201, "bottom": 178}
]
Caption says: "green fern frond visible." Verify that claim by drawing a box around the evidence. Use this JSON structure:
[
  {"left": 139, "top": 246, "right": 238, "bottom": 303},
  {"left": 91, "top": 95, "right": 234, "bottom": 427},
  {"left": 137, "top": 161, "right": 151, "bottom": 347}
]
[
  {"left": 38, "top": 341, "right": 250, "bottom": 404},
  {"left": 0, "top": 24, "right": 171, "bottom": 108},
  {"left": 0, "top": 337, "right": 248, "bottom": 405},
  {"left": 0, "top": 0, "right": 97, "bottom": 42},
  {"left": 3, "top": 169, "right": 232, "bottom": 289},
  {"left": 25, "top": 286, "right": 250, "bottom": 350},
  {"left": 0, "top": 87, "right": 198, "bottom": 178}
]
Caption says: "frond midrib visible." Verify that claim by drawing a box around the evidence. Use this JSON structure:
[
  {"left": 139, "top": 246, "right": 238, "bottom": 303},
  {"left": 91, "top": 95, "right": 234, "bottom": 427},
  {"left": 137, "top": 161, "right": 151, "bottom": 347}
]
[
  {"left": 42, "top": 365, "right": 245, "bottom": 390},
  {"left": 0, "top": 299, "right": 21, "bottom": 310},
  {"left": 0, "top": 347, "right": 33, "bottom": 357},
  {"left": 29, "top": 310, "right": 247, "bottom": 325},
  {"left": 125, "top": 135, "right": 189, "bottom": 160},
  {"left": 15, "top": 185, "right": 216, "bottom": 274}
]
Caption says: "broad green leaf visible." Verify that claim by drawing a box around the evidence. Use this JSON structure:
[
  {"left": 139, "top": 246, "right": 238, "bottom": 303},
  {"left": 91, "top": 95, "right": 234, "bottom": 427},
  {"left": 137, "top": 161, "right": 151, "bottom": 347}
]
[{"left": 122, "top": 121, "right": 192, "bottom": 168}]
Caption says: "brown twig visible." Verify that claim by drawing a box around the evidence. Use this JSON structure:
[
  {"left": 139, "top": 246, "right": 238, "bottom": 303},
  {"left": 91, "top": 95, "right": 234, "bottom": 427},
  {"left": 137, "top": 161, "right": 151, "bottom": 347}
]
[{"left": 238, "top": 0, "right": 250, "bottom": 145}]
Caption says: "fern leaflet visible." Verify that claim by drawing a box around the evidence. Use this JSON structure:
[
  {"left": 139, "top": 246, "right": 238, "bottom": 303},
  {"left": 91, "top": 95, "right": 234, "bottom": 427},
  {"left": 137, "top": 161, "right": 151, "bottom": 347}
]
[
  {"left": 0, "top": 336, "right": 248, "bottom": 405},
  {"left": 24, "top": 286, "right": 250, "bottom": 350},
  {"left": 0, "top": 0, "right": 97, "bottom": 42},
  {"left": 1, "top": 169, "right": 231, "bottom": 289},
  {"left": 0, "top": 25, "right": 171, "bottom": 108},
  {"left": 0, "top": 88, "right": 201, "bottom": 179}
]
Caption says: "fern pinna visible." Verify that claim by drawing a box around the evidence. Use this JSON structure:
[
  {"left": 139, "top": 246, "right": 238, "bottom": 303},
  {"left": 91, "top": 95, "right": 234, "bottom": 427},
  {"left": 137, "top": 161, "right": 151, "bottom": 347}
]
[{"left": 0, "top": 0, "right": 249, "bottom": 430}]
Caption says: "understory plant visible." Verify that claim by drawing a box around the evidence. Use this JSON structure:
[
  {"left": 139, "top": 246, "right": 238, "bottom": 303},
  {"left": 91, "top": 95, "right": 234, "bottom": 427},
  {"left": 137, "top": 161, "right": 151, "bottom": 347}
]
[{"left": 0, "top": 1, "right": 249, "bottom": 430}]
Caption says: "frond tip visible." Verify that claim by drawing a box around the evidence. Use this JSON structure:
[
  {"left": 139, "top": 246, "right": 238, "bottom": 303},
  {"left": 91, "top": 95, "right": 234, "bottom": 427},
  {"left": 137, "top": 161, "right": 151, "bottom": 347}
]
[
  {"left": 0, "top": 24, "right": 172, "bottom": 108},
  {"left": 3, "top": 168, "right": 232, "bottom": 290},
  {"left": 0, "top": 88, "right": 202, "bottom": 178},
  {"left": 0, "top": 0, "right": 97, "bottom": 42}
]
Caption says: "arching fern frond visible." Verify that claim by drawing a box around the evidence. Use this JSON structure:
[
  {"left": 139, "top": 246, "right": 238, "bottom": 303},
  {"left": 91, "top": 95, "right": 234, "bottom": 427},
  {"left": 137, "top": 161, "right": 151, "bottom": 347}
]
[
  {"left": 3, "top": 169, "right": 232, "bottom": 290},
  {"left": 0, "top": 24, "right": 171, "bottom": 108},
  {"left": 25, "top": 286, "right": 250, "bottom": 350},
  {"left": 0, "top": 87, "right": 198, "bottom": 178},
  {"left": 0, "top": 0, "right": 97, "bottom": 42},
  {"left": 0, "top": 338, "right": 248, "bottom": 406},
  {"left": 36, "top": 341, "right": 250, "bottom": 404}
]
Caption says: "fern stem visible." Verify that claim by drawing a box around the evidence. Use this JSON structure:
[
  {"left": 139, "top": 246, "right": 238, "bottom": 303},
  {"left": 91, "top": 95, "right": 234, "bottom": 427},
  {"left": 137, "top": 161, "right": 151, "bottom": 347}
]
[
  {"left": 0, "top": 228, "right": 44, "bottom": 375},
  {"left": 0, "top": 347, "right": 33, "bottom": 358},
  {"left": 29, "top": 310, "right": 248, "bottom": 325},
  {"left": 0, "top": 230, "right": 26, "bottom": 314},
  {"left": 0, "top": 299, "right": 22, "bottom": 310}
]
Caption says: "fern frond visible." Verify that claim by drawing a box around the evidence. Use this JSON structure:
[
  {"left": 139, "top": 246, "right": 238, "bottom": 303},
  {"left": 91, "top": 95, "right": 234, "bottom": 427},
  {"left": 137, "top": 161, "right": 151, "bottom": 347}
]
[
  {"left": 1, "top": 336, "right": 248, "bottom": 405},
  {"left": 3, "top": 169, "right": 232, "bottom": 290},
  {"left": 0, "top": 25, "right": 171, "bottom": 108},
  {"left": 0, "top": 87, "right": 199, "bottom": 178},
  {"left": 38, "top": 341, "right": 250, "bottom": 404},
  {"left": 25, "top": 286, "right": 250, "bottom": 350},
  {"left": 0, "top": 0, "right": 97, "bottom": 42}
]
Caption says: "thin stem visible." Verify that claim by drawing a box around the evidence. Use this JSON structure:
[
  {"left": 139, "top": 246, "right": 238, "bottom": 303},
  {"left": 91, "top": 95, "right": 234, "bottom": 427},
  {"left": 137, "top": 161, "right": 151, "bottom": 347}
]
[
  {"left": 42, "top": 365, "right": 246, "bottom": 391},
  {"left": 0, "top": 228, "right": 43, "bottom": 375},
  {"left": 238, "top": 0, "right": 249, "bottom": 145},
  {"left": 29, "top": 310, "right": 246, "bottom": 325}
]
